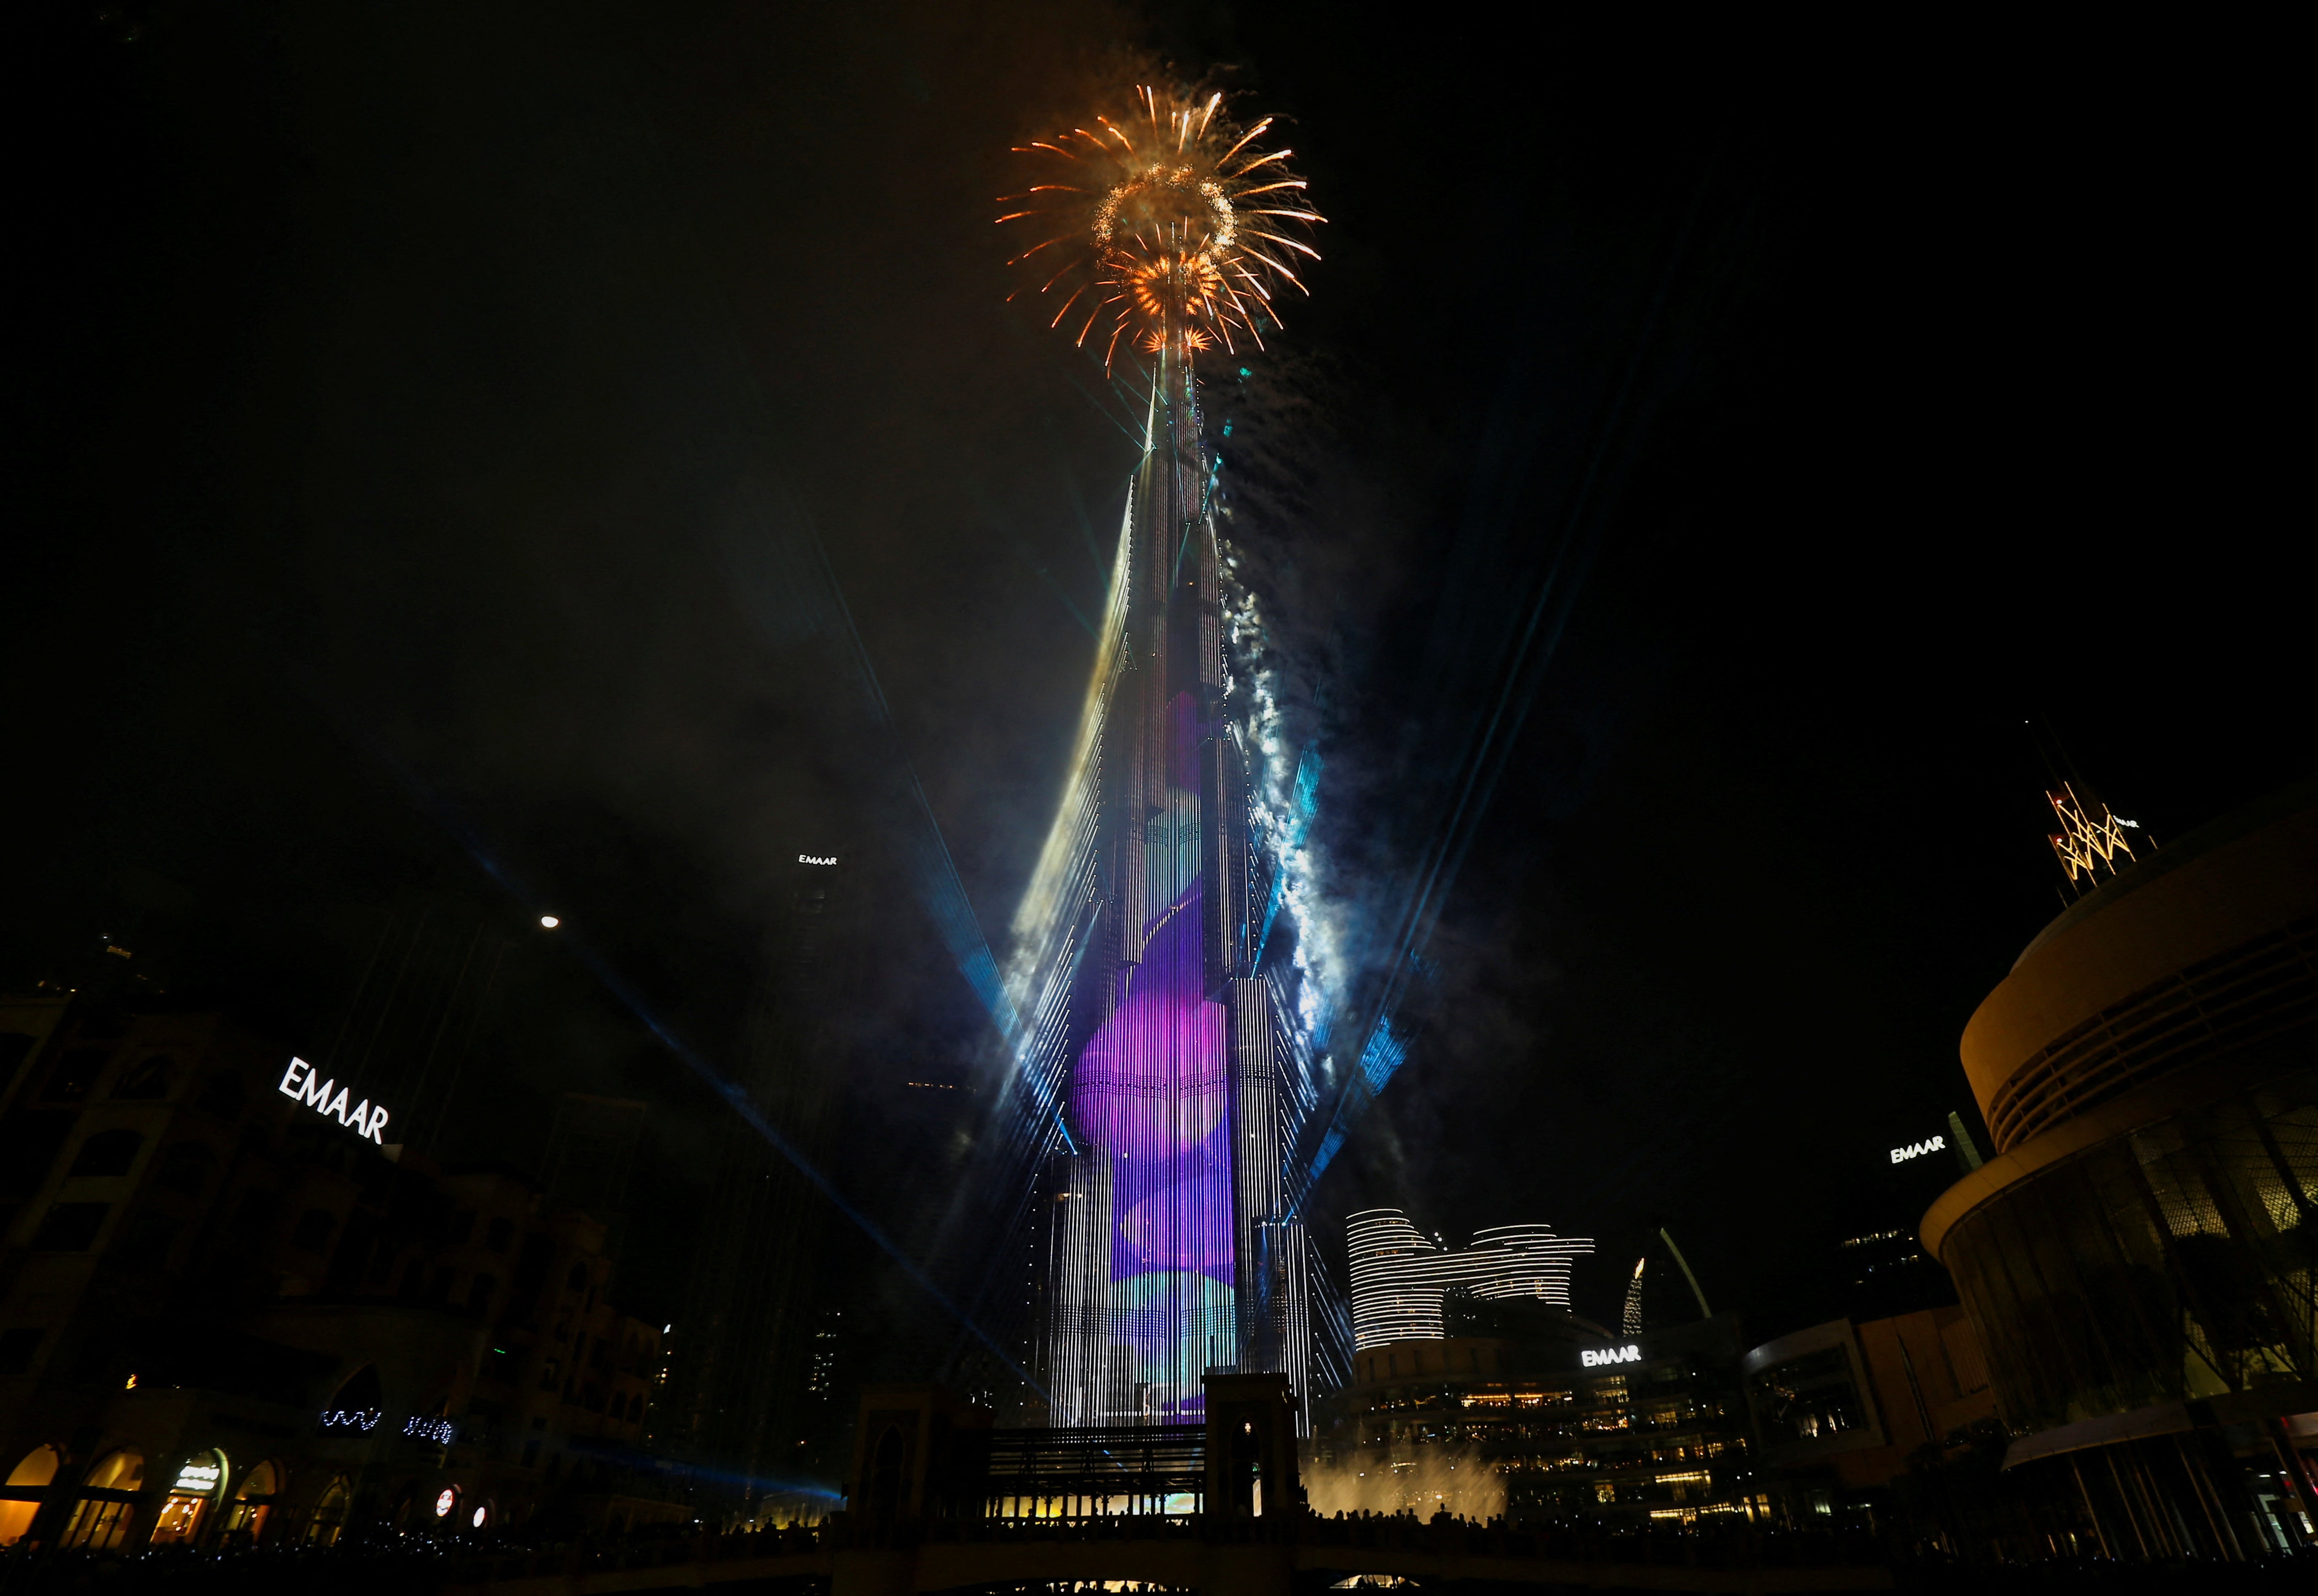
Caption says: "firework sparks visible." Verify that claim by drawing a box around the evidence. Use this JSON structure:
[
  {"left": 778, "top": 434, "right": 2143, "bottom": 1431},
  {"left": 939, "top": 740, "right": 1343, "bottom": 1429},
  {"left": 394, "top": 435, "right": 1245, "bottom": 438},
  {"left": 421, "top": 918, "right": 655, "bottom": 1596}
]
[{"left": 1001, "top": 85, "right": 1323, "bottom": 367}]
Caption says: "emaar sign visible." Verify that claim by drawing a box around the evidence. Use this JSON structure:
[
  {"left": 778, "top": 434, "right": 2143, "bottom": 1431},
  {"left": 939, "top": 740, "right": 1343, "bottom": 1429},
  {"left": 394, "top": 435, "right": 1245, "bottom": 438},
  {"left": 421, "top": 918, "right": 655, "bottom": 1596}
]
[
  {"left": 1582, "top": 1344, "right": 1641, "bottom": 1368},
  {"left": 1890, "top": 1135, "right": 1947, "bottom": 1165},
  {"left": 277, "top": 1058, "right": 390, "bottom": 1145}
]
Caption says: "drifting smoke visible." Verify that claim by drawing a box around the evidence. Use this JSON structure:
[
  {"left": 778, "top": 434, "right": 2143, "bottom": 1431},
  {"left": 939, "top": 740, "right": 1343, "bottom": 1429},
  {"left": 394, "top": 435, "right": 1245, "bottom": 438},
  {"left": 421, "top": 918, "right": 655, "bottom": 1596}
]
[
  {"left": 1303, "top": 1451, "right": 1506, "bottom": 1522},
  {"left": 1208, "top": 347, "right": 1434, "bottom": 1185}
]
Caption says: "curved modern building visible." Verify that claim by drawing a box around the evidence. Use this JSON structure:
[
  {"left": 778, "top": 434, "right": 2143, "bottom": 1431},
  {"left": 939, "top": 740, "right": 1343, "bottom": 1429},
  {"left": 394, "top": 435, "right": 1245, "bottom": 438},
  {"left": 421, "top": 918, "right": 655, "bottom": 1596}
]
[
  {"left": 1347, "top": 1209, "right": 1594, "bottom": 1352},
  {"left": 1922, "top": 780, "right": 2318, "bottom": 1556}
]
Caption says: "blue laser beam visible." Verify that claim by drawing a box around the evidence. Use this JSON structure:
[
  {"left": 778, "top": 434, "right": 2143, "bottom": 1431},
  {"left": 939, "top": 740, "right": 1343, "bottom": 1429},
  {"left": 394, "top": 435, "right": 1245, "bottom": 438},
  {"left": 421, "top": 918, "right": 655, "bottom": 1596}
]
[{"left": 355, "top": 742, "right": 1047, "bottom": 1397}]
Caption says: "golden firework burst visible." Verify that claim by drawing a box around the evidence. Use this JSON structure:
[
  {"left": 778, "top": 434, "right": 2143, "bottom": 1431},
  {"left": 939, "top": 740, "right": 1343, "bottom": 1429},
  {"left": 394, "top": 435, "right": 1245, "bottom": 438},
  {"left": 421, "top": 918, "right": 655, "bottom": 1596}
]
[{"left": 1000, "top": 84, "right": 1323, "bottom": 369}]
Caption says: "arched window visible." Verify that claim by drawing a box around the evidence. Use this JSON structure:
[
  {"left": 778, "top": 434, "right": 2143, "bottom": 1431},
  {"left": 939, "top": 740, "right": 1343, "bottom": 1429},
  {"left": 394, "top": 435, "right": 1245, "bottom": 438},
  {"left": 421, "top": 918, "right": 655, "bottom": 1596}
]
[
  {"left": 319, "top": 1365, "right": 383, "bottom": 1433},
  {"left": 305, "top": 1476, "right": 350, "bottom": 1546},
  {"left": 62, "top": 1449, "right": 142, "bottom": 1550},
  {"left": 153, "top": 1141, "right": 217, "bottom": 1197},
  {"left": 1, "top": 1445, "right": 62, "bottom": 1546},
  {"left": 149, "top": 1449, "right": 228, "bottom": 1545},
  {"left": 114, "top": 1055, "right": 174, "bottom": 1100},
  {"left": 225, "top": 1459, "right": 279, "bottom": 1542},
  {"left": 67, "top": 1129, "right": 143, "bottom": 1178}
]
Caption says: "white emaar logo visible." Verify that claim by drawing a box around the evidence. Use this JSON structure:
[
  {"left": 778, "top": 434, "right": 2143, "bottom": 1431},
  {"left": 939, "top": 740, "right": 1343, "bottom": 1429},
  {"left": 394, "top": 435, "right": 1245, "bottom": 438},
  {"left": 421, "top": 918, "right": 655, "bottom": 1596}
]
[
  {"left": 1890, "top": 1135, "right": 1947, "bottom": 1165},
  {"left": 276, "top": 1058, "right": 390, "bottom": 1144},
  {"left": 1581, "top": 1344, "right": 1641, "bottom": 1368},
  {"left": 798, "top": 854, "right": 838, "bottom": 866}
]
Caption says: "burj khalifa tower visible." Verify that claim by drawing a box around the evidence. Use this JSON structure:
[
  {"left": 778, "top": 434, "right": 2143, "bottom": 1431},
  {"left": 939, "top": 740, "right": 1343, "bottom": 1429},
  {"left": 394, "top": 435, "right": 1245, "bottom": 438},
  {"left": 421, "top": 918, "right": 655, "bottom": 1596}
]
[{"left": 998, "top": 86, "right": 1325, "bottom": 1426}]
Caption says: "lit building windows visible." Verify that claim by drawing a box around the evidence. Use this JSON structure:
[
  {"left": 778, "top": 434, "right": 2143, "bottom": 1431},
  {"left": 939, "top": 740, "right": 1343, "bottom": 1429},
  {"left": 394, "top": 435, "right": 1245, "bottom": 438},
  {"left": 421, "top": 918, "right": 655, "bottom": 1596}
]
[
  {"left": 306, "top": 1476, "right": 351, "bottom": 1545},
  {"left": 149, "top": 1449, "right": 228, "bottom": 1545},
  {"left": 1312, "top": 1318, "right": 1757, "bottom": 1525},
  {"left": 224, "top": 1459, "right": 279, "bottom": 1542},
  {"left": 1, "top": 1446, "right": 62, "bottom": 1546},
  {"left": 61, "top": 1449, "right": 142, "bottom": 1550}
]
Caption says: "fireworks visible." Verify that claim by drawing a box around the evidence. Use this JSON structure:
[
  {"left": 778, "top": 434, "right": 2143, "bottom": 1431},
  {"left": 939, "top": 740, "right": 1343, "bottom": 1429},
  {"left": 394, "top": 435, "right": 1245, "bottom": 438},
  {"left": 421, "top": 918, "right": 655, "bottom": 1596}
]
[{"left": 1000, "top": 84, "right": 1323, "bottom": 367}]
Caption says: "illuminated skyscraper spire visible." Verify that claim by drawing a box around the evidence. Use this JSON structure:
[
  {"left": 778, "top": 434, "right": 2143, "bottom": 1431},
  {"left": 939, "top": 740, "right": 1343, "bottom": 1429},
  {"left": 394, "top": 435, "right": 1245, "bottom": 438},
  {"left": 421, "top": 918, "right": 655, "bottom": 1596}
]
[
  {"left": 2045, "top": 781, "right": 2147, "bottom": 894},
  {"left": 999, "top": 85, "right": 1322, "bottom": 1425}
]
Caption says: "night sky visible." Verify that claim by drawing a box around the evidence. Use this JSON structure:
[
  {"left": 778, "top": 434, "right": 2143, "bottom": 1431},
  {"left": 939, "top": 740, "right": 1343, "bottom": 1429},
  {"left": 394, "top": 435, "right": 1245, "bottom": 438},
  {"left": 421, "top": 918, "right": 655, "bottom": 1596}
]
[{"left": 10, "top": 3, "right": 2306, "bottom": 1375}]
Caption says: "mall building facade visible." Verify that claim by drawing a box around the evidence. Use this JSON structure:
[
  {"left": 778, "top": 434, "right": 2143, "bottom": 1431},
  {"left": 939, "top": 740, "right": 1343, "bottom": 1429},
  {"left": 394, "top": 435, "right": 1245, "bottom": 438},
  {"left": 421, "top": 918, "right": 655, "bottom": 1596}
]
[
  {"left": 0, "top": 999, "right": 678, "bottom": 1554},
  {"left": 1919, "top": 781, "right": 2318, "bottom": 1557},
  {"left": 1309, "top": 1304, "right": 1764, "bottom": 1528}
]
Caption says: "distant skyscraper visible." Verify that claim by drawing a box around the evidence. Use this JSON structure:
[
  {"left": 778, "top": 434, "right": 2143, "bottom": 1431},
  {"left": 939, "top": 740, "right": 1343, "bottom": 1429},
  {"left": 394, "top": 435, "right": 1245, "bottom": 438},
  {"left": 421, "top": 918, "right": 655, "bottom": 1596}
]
[
  {"left": 1346, "top": 1208, "right": 1595, "bottom": 1352},
  {"left": 663, "top": 852, "right": 853, "bottom": 1505}
]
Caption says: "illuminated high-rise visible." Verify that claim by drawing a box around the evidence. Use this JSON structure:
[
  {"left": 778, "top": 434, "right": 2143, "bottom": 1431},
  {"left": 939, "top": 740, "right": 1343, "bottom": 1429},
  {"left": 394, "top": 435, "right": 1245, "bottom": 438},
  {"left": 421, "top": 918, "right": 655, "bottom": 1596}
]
[
  {"left": 663, "top": 852, "right": 853, "bottom": 1502},
  {"left": 1017, "top": 355, "right": 1315, "bottom": 1426},
  {"left": 998, "top": 85, "right": 1328, "bottom": 1429}
]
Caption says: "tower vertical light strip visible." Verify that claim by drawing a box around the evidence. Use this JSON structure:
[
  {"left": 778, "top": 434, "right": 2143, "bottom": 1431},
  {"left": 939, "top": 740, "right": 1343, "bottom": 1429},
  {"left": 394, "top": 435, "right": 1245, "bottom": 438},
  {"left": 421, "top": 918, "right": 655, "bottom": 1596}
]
[
  {"left": 1229, "top": 977, "right": 1281, "bottom": 1368},
  {"left": 1043, "top": 1152, "right": 1114, "bottom": 1427}
]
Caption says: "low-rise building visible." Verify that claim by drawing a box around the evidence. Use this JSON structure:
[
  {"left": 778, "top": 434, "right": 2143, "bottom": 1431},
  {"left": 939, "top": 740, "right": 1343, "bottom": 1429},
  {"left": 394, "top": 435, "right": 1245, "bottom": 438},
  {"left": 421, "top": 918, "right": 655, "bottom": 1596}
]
[
  {"left": 0, "top": 998, "right": 683, "bottom": 1553},
  {"left": 1922, "top": 782, "right": 2318, "bottom": 1558},
  {"left": 1309, "top": 1305, "right": 1764, "bottom": 1527},
  {"left": 1743, "top": 1305, "right": 1998, "bottom": 1524}
]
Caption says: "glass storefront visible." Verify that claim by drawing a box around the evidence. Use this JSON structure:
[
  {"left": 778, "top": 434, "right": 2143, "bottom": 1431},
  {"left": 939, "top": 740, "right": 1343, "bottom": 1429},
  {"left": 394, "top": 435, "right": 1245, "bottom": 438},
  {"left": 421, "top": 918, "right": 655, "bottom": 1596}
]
[
  {"left": 1747, "top": 1344, "right": 1872, "bottom": 1448},
  {"left": 1941, "top": 1063, "right": 2317, "bottom": 1435},
  {"left": 224, "top": 1459, "right": 279, "bottom": 1542},
  {"left": 1, "top": 1447, "right": 61, "bottom": 1546},
  {"left": 148, "top": 1450, "right": 228, "bottom": 1546}
]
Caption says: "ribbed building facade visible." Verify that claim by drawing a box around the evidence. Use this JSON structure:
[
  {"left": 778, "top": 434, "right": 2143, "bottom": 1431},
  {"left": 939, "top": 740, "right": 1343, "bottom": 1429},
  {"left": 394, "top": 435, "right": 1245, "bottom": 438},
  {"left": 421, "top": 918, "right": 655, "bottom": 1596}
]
[
  {"left": 1920, "top": 780, "right": 2318, "bottom": 1557},
  {"left": 1347, "top": 1208, "right": 1595, "bottom": 1352}
]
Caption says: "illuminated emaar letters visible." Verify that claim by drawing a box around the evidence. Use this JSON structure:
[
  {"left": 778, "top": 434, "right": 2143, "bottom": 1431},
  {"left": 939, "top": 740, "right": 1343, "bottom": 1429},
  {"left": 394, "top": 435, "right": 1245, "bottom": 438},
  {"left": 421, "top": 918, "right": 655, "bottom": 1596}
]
[
  {"left": 797, "top": 854, "right": 838, "bottom": 866},
  {"left": 1581, "top": 1344, "right": 1642, "bottom": 1368},
  {"left": 276, "top": 1058, "right": 389, "bottom": 1145},
  {"left": 1890, "top": 1135, "right": 1947, "bottom": 1165}
]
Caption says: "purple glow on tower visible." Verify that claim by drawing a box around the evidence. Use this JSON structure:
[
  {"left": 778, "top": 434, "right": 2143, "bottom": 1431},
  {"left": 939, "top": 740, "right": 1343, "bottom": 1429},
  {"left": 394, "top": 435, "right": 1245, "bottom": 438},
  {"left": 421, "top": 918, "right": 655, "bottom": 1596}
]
[
  {"left": 1026, "top": 344, "right": 1312, "bottom": 1429},
  {"left": 1068, "top": 876, "right": 1236, "bottom": 1417}
]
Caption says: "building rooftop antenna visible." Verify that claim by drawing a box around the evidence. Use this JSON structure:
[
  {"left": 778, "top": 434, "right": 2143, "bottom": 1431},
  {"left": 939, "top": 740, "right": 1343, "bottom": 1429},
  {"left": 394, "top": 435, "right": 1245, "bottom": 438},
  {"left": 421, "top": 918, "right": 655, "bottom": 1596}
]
[{"left": 1657, "top": 1227, "right": 1712, "bottom": 1321}]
